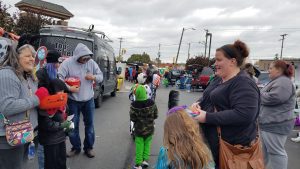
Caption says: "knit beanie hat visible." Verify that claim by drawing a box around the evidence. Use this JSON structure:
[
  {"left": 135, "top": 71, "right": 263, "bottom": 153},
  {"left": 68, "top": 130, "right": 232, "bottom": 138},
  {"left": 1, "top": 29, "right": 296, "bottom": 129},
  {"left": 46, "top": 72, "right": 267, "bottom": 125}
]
[
  {"left": 134, "top": 85, "right": 147, "bottom": 101},
  {"left": 46, "top": 50, "right": 61, "bottom": 63},
  {"left": 49, "top": 79, "right": 69, "bottom": 95}
]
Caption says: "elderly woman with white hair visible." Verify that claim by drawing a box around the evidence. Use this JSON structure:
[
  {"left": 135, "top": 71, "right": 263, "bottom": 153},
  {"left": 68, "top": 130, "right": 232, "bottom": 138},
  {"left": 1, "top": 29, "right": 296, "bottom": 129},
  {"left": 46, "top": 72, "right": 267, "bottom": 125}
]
[{"left": 0, "top": 40, "right": 43, "bottom": 169}]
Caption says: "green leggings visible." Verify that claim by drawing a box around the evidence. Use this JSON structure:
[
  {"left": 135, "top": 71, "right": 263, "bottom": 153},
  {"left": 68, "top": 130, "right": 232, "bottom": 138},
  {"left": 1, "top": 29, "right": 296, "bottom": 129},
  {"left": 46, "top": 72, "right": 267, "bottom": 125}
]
[{"left": 135, "top": 135, "right": 153, "bottom": 165}]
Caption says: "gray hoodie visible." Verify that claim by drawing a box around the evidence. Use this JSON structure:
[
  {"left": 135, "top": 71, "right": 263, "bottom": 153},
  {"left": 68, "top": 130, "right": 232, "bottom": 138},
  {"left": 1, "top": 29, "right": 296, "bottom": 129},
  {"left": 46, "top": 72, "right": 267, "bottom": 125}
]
[
  {"left": 58, "top": 43, "right": 103, "bottom": 101},
  {"left": 259, "top": 75, "right": 296, "bottom": 135}
]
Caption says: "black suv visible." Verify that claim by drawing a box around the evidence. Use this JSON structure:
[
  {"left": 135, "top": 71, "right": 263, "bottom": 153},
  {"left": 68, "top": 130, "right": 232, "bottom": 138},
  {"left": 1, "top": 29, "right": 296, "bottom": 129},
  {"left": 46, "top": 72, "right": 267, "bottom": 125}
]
[{"left": 38, "top": 25, "right": 118, "bottom": 108}]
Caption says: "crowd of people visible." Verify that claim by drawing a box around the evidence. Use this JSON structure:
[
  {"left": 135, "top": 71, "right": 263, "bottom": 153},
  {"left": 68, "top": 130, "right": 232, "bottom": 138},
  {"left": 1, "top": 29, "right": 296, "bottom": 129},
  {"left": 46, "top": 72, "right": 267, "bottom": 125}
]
[
  {"left": 0, "top": 33, "right": 299, "bottom": 169},
  {"left": 127, "top": 40, "right": 298, "bottom": 169},
  {"left": 0, "top": 35, "right": 102, "bottom": 169}
]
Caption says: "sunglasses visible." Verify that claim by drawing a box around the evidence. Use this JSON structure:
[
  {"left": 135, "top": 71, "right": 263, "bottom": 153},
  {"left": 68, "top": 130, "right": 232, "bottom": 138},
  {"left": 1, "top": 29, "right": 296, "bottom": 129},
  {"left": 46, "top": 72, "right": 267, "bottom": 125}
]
[{"left": 79, "top": 56, "right": 91, "bottom": 62}]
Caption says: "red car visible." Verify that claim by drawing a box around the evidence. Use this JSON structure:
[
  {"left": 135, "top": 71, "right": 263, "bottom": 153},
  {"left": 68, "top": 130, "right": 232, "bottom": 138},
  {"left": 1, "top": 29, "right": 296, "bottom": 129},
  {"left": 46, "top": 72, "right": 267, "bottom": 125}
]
[{"left": 191, "top": 67, "right": 214, "bottom": 90}]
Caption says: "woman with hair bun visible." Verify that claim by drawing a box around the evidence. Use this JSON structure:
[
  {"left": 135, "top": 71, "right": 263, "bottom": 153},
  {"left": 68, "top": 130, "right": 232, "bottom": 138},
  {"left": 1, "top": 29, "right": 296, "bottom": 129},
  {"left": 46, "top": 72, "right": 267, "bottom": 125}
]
[
  {"left": 191, "top": 40, "right": 260, "bottom": 168},
  {"left": 259, "top": 60, "right": 296, "bottom": 169}
]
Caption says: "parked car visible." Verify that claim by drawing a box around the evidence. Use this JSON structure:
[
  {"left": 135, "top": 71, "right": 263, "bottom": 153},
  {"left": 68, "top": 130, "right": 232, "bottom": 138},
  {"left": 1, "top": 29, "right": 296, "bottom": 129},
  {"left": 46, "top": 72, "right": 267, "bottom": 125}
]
[
  {"left": 257, "top": 71, "right": 270, "bottom": 89},
  {"left": 191, "top": 66, "right": 214, "bottom": 90},
  {"left": 37, "top": 25, "right": 119, "bottom": 108}
]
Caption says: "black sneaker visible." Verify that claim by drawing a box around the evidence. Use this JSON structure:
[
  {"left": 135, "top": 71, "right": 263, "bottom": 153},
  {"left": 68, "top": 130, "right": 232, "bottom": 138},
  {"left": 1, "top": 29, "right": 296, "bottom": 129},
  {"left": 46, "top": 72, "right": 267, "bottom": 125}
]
[
  {"left": 66, "top": 149, "right": 80, "bottom": 158},
  {"left": 84, "top": 149, "right": 95, "bottom": 158}
]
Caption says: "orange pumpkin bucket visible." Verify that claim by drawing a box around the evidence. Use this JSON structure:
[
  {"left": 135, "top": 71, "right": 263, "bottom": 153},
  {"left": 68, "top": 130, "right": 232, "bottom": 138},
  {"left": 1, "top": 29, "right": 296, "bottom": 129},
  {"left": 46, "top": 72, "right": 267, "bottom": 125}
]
[{"left": 39, "top": 93, "right": 68, "bottom": 109}]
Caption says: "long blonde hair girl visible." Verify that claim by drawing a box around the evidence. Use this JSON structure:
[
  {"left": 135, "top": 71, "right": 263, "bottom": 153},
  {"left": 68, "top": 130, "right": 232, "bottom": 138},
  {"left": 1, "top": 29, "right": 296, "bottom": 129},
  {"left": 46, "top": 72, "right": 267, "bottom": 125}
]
[{"left": 163, "top": 110, "right": 212, "bottom": 169}]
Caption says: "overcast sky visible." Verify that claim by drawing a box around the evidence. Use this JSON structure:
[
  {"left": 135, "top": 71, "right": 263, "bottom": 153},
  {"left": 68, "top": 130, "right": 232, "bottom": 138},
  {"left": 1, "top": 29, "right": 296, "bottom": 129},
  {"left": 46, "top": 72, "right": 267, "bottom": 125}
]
[{"left": 3, "top": 0, "right": 300, "bottom": 63}]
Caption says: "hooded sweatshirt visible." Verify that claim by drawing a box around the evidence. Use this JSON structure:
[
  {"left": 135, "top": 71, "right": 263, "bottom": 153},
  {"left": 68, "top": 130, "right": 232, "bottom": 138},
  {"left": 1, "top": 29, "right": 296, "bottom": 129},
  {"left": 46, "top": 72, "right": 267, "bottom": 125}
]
[
  {"left": 58, "top": 43, "right": 103, "bottom": 101},
  {"left": 130, "top": 99, "right": 158, "bottom": 137}
]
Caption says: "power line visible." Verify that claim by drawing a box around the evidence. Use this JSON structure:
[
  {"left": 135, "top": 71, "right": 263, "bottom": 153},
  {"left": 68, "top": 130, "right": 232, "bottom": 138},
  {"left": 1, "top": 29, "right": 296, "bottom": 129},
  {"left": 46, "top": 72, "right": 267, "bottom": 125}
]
[
  {"left": 122, "top": 43, "right": 181, "bottom": 49},
  {"left": 199, "top": 27, "right": 300, "bottom": 31}
]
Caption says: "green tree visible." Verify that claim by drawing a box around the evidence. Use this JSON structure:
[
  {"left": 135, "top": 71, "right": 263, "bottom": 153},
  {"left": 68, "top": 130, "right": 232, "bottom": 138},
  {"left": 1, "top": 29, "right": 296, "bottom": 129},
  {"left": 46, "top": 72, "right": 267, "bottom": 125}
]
[
  {"left": 14, "top": 12, "right": 52, "bottom": 35},
  {"left": 185, "top": 55, "right": 214, "bottom": 71},
  {"left": 0, "top": 0, "right": 53, "bottom": 35},
  {"left": 127, "top": 52, "right": 151, "bottom": 63},
  {"left": 0, "top": 1, "right": 16, "bottom": 32}
]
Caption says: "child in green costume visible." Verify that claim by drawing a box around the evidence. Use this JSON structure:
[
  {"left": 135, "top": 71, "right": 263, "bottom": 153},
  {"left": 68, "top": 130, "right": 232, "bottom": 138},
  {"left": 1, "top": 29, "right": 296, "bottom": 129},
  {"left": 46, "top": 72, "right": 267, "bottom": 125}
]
[{"left": 129, "top": 85, "right": 158, "bottom": 169}]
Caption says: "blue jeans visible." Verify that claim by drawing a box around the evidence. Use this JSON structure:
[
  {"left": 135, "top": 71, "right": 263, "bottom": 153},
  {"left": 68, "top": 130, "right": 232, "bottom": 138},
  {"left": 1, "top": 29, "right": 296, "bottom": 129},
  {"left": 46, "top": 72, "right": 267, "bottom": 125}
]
[
  {"left": 68, "top": 98, "right": 95, "bottom": 151},
  {"left": 37, "top": 143, "right": 44, "bottom": 169}
]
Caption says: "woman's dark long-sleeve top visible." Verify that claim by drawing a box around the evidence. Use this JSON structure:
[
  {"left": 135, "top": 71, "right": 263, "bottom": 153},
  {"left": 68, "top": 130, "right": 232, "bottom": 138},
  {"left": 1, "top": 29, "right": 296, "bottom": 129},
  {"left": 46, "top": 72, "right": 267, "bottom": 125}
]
[
  {"left": 198, "top": 71, "right": 260, "bottom": 165},
  {"left": 198, "top": 76, "right": 221, "bottom": 163}
]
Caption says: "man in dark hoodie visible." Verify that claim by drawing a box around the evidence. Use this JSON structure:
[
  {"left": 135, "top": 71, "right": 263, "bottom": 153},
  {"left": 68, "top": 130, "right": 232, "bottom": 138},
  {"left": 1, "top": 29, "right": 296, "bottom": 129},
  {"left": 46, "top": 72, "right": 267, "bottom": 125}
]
[
  {"left": 130, "top": 85, "right": 158, "bottom": 169},
  {"left": 58, "top": 43, "right": 103, "bottom": 158}
]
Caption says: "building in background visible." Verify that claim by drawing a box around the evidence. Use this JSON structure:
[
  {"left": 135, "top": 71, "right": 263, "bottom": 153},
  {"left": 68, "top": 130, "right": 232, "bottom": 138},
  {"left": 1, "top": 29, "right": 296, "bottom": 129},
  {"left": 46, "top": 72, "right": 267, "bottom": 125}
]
[{"left": 15, "top": 0, "right": 73, "bottom": 26}]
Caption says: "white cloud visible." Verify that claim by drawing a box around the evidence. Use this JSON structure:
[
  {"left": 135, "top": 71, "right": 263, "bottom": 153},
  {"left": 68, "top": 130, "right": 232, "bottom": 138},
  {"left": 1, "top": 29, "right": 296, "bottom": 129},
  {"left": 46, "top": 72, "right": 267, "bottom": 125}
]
[
  {"left": 229, "top": 6, "right": 260, "bottom": 18},
  {"left": 189, "top": 8, "right": 226, "bottom": 20}
]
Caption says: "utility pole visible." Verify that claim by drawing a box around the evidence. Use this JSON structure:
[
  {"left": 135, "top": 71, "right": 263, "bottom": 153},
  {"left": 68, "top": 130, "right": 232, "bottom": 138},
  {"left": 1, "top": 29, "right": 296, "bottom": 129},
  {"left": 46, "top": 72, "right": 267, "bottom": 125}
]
[
  {"left": 157, "top": 43, "right": 161, "bottom": 67},
  {"left": 175, "top": 28, "right": 185, "bottom": 65},
  {"left": 175, "top": 27, "right": 195, "bottom": 65},
  {"left": 280, "top": 34, "right": 287, "bottom": 60},
  {"left": 207, "top": 33, "right": 212, "bottom": 61},
  {"left": 187, "top": 43, "right": 191, "bottom": 60},
  {"left": 118, "top": 37, "right": 123, "bottom": 58},
  {"left": 204, "top": 29, "right": 208, "bottom": 57}
]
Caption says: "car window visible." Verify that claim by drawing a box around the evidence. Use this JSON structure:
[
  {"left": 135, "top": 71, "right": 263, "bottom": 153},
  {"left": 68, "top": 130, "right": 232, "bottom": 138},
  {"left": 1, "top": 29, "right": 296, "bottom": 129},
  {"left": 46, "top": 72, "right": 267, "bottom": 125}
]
[
  {"left": 258, "top": 72, "right": 270, "bottom": 83},
  {"left": 172, "top": 70, "right": 180, "bottom": 75},
  {"left": 201, "top": 67, "right": 214, "bottom": 75},
  {"left": 39, "top": 36, "right": 93, "bottom": 56}
]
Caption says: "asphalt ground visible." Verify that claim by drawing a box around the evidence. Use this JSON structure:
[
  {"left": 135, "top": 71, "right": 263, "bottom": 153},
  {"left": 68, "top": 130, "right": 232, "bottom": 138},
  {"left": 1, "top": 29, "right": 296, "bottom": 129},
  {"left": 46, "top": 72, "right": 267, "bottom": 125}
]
[{"left": 24, "top": 82, "right": 300, "bottom": 169}]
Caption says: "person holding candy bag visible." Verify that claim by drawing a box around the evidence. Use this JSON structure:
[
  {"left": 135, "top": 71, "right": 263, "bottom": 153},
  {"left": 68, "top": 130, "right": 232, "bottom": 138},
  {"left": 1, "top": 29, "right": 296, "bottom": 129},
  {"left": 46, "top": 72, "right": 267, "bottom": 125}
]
[{"left": 35, "top": 78, "right": 73, "bottom": 169}]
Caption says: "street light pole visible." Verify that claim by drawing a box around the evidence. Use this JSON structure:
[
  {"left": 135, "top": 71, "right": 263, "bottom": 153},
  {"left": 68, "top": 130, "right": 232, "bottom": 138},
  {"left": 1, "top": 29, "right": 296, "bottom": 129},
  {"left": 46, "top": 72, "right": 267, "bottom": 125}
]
[
  {"left": 157, "top": 43, "right": 161, "bottom": 67},
  {"left": 280, "top": 34, "right": 287, "bottom": 60},
  {"left": 187, "top": 43, "right": 191, "bottom": 60},
  {"left": 204, "top": 29, "right": 208, "bottom": 57},
  {"left": 175, "top": 27, "right": 195, "bottom": 65},
  {"left": 175, "top": 28, "right": 185, "bottom": 65},
  {"left": 118, "top": 37, "right": 123, "bottom": 58},
  {"left": 207, "top": 33, "right": 212, "bottom": 61}
]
